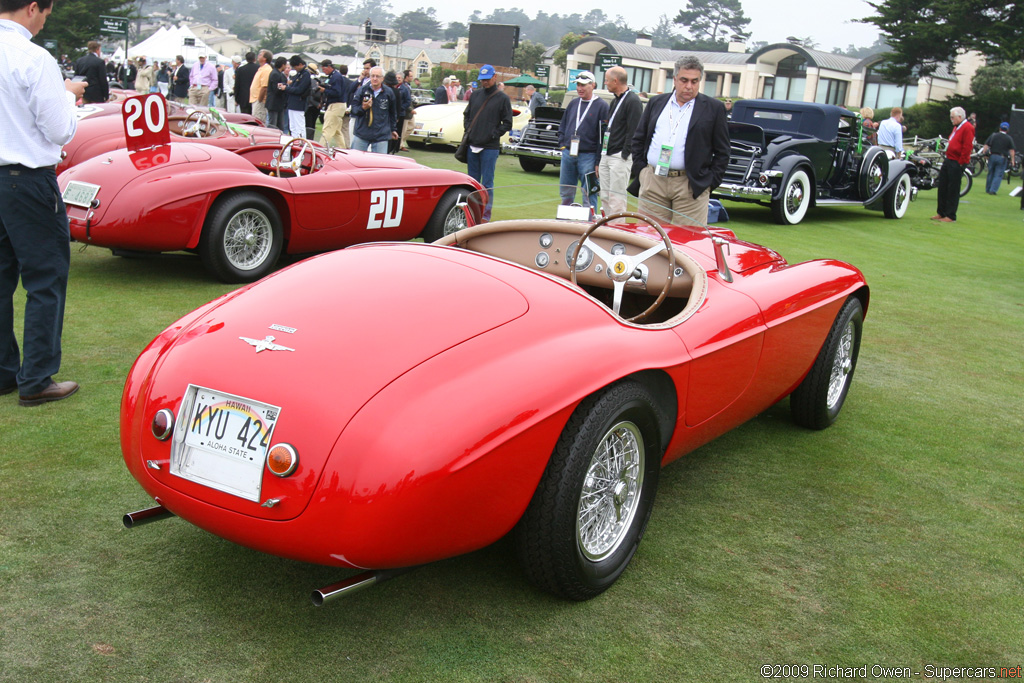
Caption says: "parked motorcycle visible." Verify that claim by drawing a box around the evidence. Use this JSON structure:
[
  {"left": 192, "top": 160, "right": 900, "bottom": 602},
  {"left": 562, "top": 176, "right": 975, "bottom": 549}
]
[{"left": 906, "top": 141, "right": 973, "bottom": 198}]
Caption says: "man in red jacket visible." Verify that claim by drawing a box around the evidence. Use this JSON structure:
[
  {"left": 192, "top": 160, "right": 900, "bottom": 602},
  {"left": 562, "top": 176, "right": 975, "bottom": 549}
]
[{"left": 933, "top": 106, "right": 974, "bottom": 222}]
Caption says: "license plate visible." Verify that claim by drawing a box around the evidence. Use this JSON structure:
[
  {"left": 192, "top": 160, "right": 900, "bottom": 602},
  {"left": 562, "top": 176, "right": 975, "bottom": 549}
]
[
  {"left": 61, "top": 180, "right": 100, "bottom": 208},
  {"left": 170, "top": 385, "right": 281, "bottom": 502}
]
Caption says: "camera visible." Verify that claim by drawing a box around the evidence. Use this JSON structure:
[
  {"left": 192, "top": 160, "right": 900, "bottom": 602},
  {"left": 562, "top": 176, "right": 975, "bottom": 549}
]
[{"left": 362, "top": 93, "right": 372, "bottom": 104}]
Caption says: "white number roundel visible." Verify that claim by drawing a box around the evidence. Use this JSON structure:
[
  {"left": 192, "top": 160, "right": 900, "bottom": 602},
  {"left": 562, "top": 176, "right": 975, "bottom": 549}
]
[{"left": 124, "top": 93, "right": 167, "bottom": 138}]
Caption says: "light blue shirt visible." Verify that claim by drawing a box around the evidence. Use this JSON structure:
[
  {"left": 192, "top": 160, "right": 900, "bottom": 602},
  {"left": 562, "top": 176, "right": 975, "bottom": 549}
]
[
  {"left": 0, "top": 19, "right": 77, "bottom": 167},
  {"left": 877, "top": 116, "right": 903, "bottom": 153},
  {"left": 646, "top": 95, "right": 694, "bottom": 170}
]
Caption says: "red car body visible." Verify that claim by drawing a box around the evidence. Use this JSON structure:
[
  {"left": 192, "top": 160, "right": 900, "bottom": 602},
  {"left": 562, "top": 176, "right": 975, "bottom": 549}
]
[
  {"left": 58, "top": 142, "right": 482, "bottom": 281},
  {"left": 120, "top": 207, "right": 869, "bottom": 600}
]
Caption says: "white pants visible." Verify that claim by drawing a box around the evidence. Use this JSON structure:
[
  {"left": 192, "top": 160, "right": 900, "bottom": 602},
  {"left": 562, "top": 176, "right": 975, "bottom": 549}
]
[
  {"left": 288, "top": 110, "right": 305, "bottom": 139},
  {"left": 599, "top": 152, "right": 632, "bottom": 216}
]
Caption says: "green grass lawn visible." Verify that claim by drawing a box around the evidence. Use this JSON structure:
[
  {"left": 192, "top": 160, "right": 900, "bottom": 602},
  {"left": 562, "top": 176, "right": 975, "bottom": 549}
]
[{"left": 1, "top": 148, "right": 1022, "bottom": 682}]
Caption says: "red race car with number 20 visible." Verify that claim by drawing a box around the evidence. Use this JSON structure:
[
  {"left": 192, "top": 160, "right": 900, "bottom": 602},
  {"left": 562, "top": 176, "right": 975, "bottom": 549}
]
[
  {"left": 120, "top": 186, "right": 869, "bottom": 604},
  {"left": 58, "top": 93, "right": 482, "bottom": 282}
]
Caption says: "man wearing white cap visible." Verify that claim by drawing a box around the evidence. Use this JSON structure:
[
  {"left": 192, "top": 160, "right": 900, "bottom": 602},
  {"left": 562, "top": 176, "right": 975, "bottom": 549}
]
[
  {"left": 223, "top": 55, "right": 239, "bottom": 113},
  {"left": 557, "top": 70, "right": 609, "bottom": 213}
]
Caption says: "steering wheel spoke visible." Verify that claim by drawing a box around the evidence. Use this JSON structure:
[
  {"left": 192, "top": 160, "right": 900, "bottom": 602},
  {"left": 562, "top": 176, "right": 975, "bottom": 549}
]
[{"left": 570, "top": 212, "right": 677, "bottom": 323}]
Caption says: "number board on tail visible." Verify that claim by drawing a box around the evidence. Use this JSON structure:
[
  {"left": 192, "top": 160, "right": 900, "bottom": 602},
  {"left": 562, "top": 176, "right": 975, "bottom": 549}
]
[{"left": 121, "top": 93, "right": 170, "bottom": 151}]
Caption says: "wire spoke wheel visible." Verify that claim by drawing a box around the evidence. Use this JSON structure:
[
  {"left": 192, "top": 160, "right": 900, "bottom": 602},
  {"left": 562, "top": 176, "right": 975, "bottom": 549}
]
[
  {"left": 576, "top": 421, "right": 645, "bottom": 561},
  {"left": 224, "top": 208, "right": 273, "bottom": 270},
  {"left": 826, "top": 320, "right": 855, "bottom": 410}
]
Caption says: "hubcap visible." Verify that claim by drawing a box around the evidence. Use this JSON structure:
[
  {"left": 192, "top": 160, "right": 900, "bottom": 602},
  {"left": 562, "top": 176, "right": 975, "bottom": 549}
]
[
  {"left": 826, "top": 320, "right": 855, "bottom": 408},
  {"left": 867, "top": 162, "right": 884, "bottom": 194},
  {"left": 224, "top": 209, "right": 272, "bottom": 270},
  {"left": 577, "top": 420, "right": 645, "bottom": 561},
  {"left": 787, "top": 180, "right": 804, "bottom": 214}
]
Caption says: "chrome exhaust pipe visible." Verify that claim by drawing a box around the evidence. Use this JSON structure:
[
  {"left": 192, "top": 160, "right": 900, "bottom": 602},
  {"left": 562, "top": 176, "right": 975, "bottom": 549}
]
[
  {"left": 312, "top": 567, "right": 416, "bottom": 606},
  {"left": 122, "top": 505, "right": 174, "bottom": 528}
]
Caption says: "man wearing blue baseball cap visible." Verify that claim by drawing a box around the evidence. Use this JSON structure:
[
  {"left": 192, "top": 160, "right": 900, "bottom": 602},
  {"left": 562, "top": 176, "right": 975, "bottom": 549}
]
[
  {"left": 461, "top": 64, "right": 512, "bottom": 220},
  {"left": 981, "top": 121, "right": 1016, "bottom": 195}
]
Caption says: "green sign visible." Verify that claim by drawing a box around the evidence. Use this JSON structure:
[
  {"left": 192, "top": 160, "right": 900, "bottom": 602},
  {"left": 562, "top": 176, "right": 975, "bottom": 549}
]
[
  {"left": 43, "top": 39, "right": 57, "bottom": 51},
  {"left": 596, "top": 54, "right": 622, "bottom": 69},
  {"left": 100, "top": 15, "right": 129, "bottom": 36},
  {"left": 534, "top": 64, "right": 550, "bottom": 78}
]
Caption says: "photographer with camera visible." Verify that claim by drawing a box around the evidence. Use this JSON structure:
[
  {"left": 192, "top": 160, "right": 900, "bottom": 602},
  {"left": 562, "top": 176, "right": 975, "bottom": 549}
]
[
  {"left": 318, "top": 59, "right": 352, "bottom": 149},
  {"left": 351, "top": 65, "right": 397, "bottom": 154}
]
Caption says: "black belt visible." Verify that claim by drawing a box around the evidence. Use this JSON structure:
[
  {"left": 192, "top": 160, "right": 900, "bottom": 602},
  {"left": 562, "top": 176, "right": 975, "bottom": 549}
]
[{"left": 0, "top": 163, "right": 57, "bottom": 173}]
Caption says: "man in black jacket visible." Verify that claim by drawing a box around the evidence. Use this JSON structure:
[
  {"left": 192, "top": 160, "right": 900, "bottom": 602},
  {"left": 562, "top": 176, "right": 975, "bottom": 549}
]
[
  {"left": 462, "top": 65, "right": 512, "bottom": 220},
  {"left": 171, "top": 54, "right": 189, "bottom": 103},
  {"left": 630, "top": 55, "right": 729, "bottom": 226},
  {"left": 599, "top": 66, "right": 642, "bottom": 215},
  {"left": 233, "top": 52, "right": 257, "bottom": 115},
  {"left": 74, "top": 41, "right": 108, "bottom": 103}
]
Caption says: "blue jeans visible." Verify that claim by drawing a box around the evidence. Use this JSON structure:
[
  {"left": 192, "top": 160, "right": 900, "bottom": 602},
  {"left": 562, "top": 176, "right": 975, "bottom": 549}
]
[
  {"left": 559, "top": 149, "right": 599, "bottom": 212},
  {"left": 0, "top": 166, "right": 71, "bottom": 394},
  {"left": 467, "top": 147, "right": 499, "bottom": 221},
  {"left": 986, "top": 154, "right": 1007, "bottom": 193},
  {"left": 352, "top": 136, "right": 389, "bottom": 154}
]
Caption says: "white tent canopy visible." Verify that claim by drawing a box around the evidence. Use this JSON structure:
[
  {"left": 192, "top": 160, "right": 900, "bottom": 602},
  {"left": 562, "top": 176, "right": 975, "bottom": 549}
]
[{"left": 126, "top": 24, "right": 218, "bottom": 65}]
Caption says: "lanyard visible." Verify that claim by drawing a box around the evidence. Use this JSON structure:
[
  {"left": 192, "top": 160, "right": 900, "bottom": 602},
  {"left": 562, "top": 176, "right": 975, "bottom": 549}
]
[
  {"left": 606, "top": 93, "right": 625, "bottom": 132},
  {"left": 574, "top": 97, "right": 595, "bottom": 134},
  {"left": 666, "top": 97, "right": 693, "bottom": 143}
]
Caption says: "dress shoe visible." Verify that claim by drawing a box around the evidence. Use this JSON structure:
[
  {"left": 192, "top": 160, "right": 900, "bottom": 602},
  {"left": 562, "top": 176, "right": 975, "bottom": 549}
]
[
  {"left": 938, "top": 217, "right": 954, "bottom": 222},
  {"left": 0, "top": 383, "right": 16, "bottom": 396},
  {"left": 19, "top": 380, "right": 79, "bottom": 407}
]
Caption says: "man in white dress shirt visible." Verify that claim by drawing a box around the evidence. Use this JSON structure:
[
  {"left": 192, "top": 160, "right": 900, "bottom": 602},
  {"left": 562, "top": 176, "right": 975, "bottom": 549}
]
[{"left": 0, "top": 0, "right": 84, "bottom": 406}]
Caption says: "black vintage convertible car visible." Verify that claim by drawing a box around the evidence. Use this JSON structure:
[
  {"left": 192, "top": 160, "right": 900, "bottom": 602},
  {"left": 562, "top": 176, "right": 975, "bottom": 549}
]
[{"left": 714, "top": 100, "right": 915, "bottom": 225}]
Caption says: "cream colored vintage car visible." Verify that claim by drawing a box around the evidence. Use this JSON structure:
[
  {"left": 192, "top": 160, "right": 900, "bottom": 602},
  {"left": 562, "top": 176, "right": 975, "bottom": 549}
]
[{"left": 408, "top": 101, "right": 531, "bottom": 146}]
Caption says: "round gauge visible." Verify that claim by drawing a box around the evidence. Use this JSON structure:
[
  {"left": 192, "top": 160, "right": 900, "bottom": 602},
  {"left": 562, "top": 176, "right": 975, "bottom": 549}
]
[
  {"left": 611, "top": 243, "right": 626, "bottom": 256},
  {"left": 566, "top": 241, "right": 593, "bottom": 270},
  {"left": 535, "top": 252, "right": 550, "bottom": 268},
  {"left": 674, "top": 267, "right": 684, "bottom": 277},
  {"left": 539, "top": 233, "right": 553, "bottom": 249}
]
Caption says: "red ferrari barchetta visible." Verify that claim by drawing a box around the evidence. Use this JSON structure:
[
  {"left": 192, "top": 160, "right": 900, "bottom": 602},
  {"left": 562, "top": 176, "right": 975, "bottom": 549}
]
[
  {"left": 58, "top": 137, "right": 481, "bottom": 282},
  {"left": 119, "top": 188, "right": 868, "bottom": 604}
]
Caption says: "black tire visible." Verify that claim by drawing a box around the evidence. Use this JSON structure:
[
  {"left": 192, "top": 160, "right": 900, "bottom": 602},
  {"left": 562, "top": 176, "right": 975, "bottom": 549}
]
[
  {"left": 421, "top": 187, "right": 470, "bottom": 242},
  {"left": 882, "top": 172, "right": 912, "bottom": 219},
  {"left": 518, "top": 156, "right": 547, "bottom": 173},
  {"left": 770, "top": 168, "right": 812, "bottom": 225},
  {"left": 515, "top": 380, "right": 662, "bottom": 600},
  {"left": 199, "top": 191, "right": 283, "bottom": 283},
  {"left": 858, "top": 147, "right": 888, "bottom": 199},
  {"left": 790, "top": 296, "right": 863, "bottom": 430},
  {"left": 959, "top": 167, "right": 973, "bottom": 197}
]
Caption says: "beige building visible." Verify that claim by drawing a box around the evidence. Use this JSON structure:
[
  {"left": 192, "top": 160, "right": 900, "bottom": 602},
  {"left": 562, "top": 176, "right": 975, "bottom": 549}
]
[
  {"left": 363, "top": 40, "right": 465, "bottom": 79},
  {"left": 561, "top": 34, "right": 978, "bottom": 110},
  {"left": 188, "top": 23, "right": 249, "bottom": 60}
]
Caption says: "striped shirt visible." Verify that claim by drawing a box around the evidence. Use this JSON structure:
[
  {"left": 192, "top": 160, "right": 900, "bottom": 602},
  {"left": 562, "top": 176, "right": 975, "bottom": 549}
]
[{"left": 0, "top": 19, "right": 77, "bottom": 167}]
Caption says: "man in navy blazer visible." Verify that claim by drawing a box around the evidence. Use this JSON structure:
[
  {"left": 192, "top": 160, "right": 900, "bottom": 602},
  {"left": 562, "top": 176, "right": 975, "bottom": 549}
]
[{"left": 630, "top": 55, "right": 730, "bottom": 225}]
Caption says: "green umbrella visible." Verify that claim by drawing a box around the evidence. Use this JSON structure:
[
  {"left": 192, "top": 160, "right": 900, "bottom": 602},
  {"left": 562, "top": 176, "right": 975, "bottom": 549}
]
[{"left": 502, "top": 74, "right": 548, "bottom": 87}]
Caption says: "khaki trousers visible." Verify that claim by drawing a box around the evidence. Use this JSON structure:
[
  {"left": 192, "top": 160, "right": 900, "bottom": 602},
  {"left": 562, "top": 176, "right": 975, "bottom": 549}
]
[
  {"left": 188, "top": 86, "right": 209, "bottom": 106},
  {"left": 598, "top": 152, "right": 632, "bottom": 216},
  {"left": 320, "top": 102, "right": 348, "bottom": 148},
  {"left": 637, "top": 165, "right": 710, "bottom": 226},
  {"left": 401, "top": 115, "right": 415, "bottom": 147},
  {"left": 252, "top": 101, "right": 268, "bottom": 125}
]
